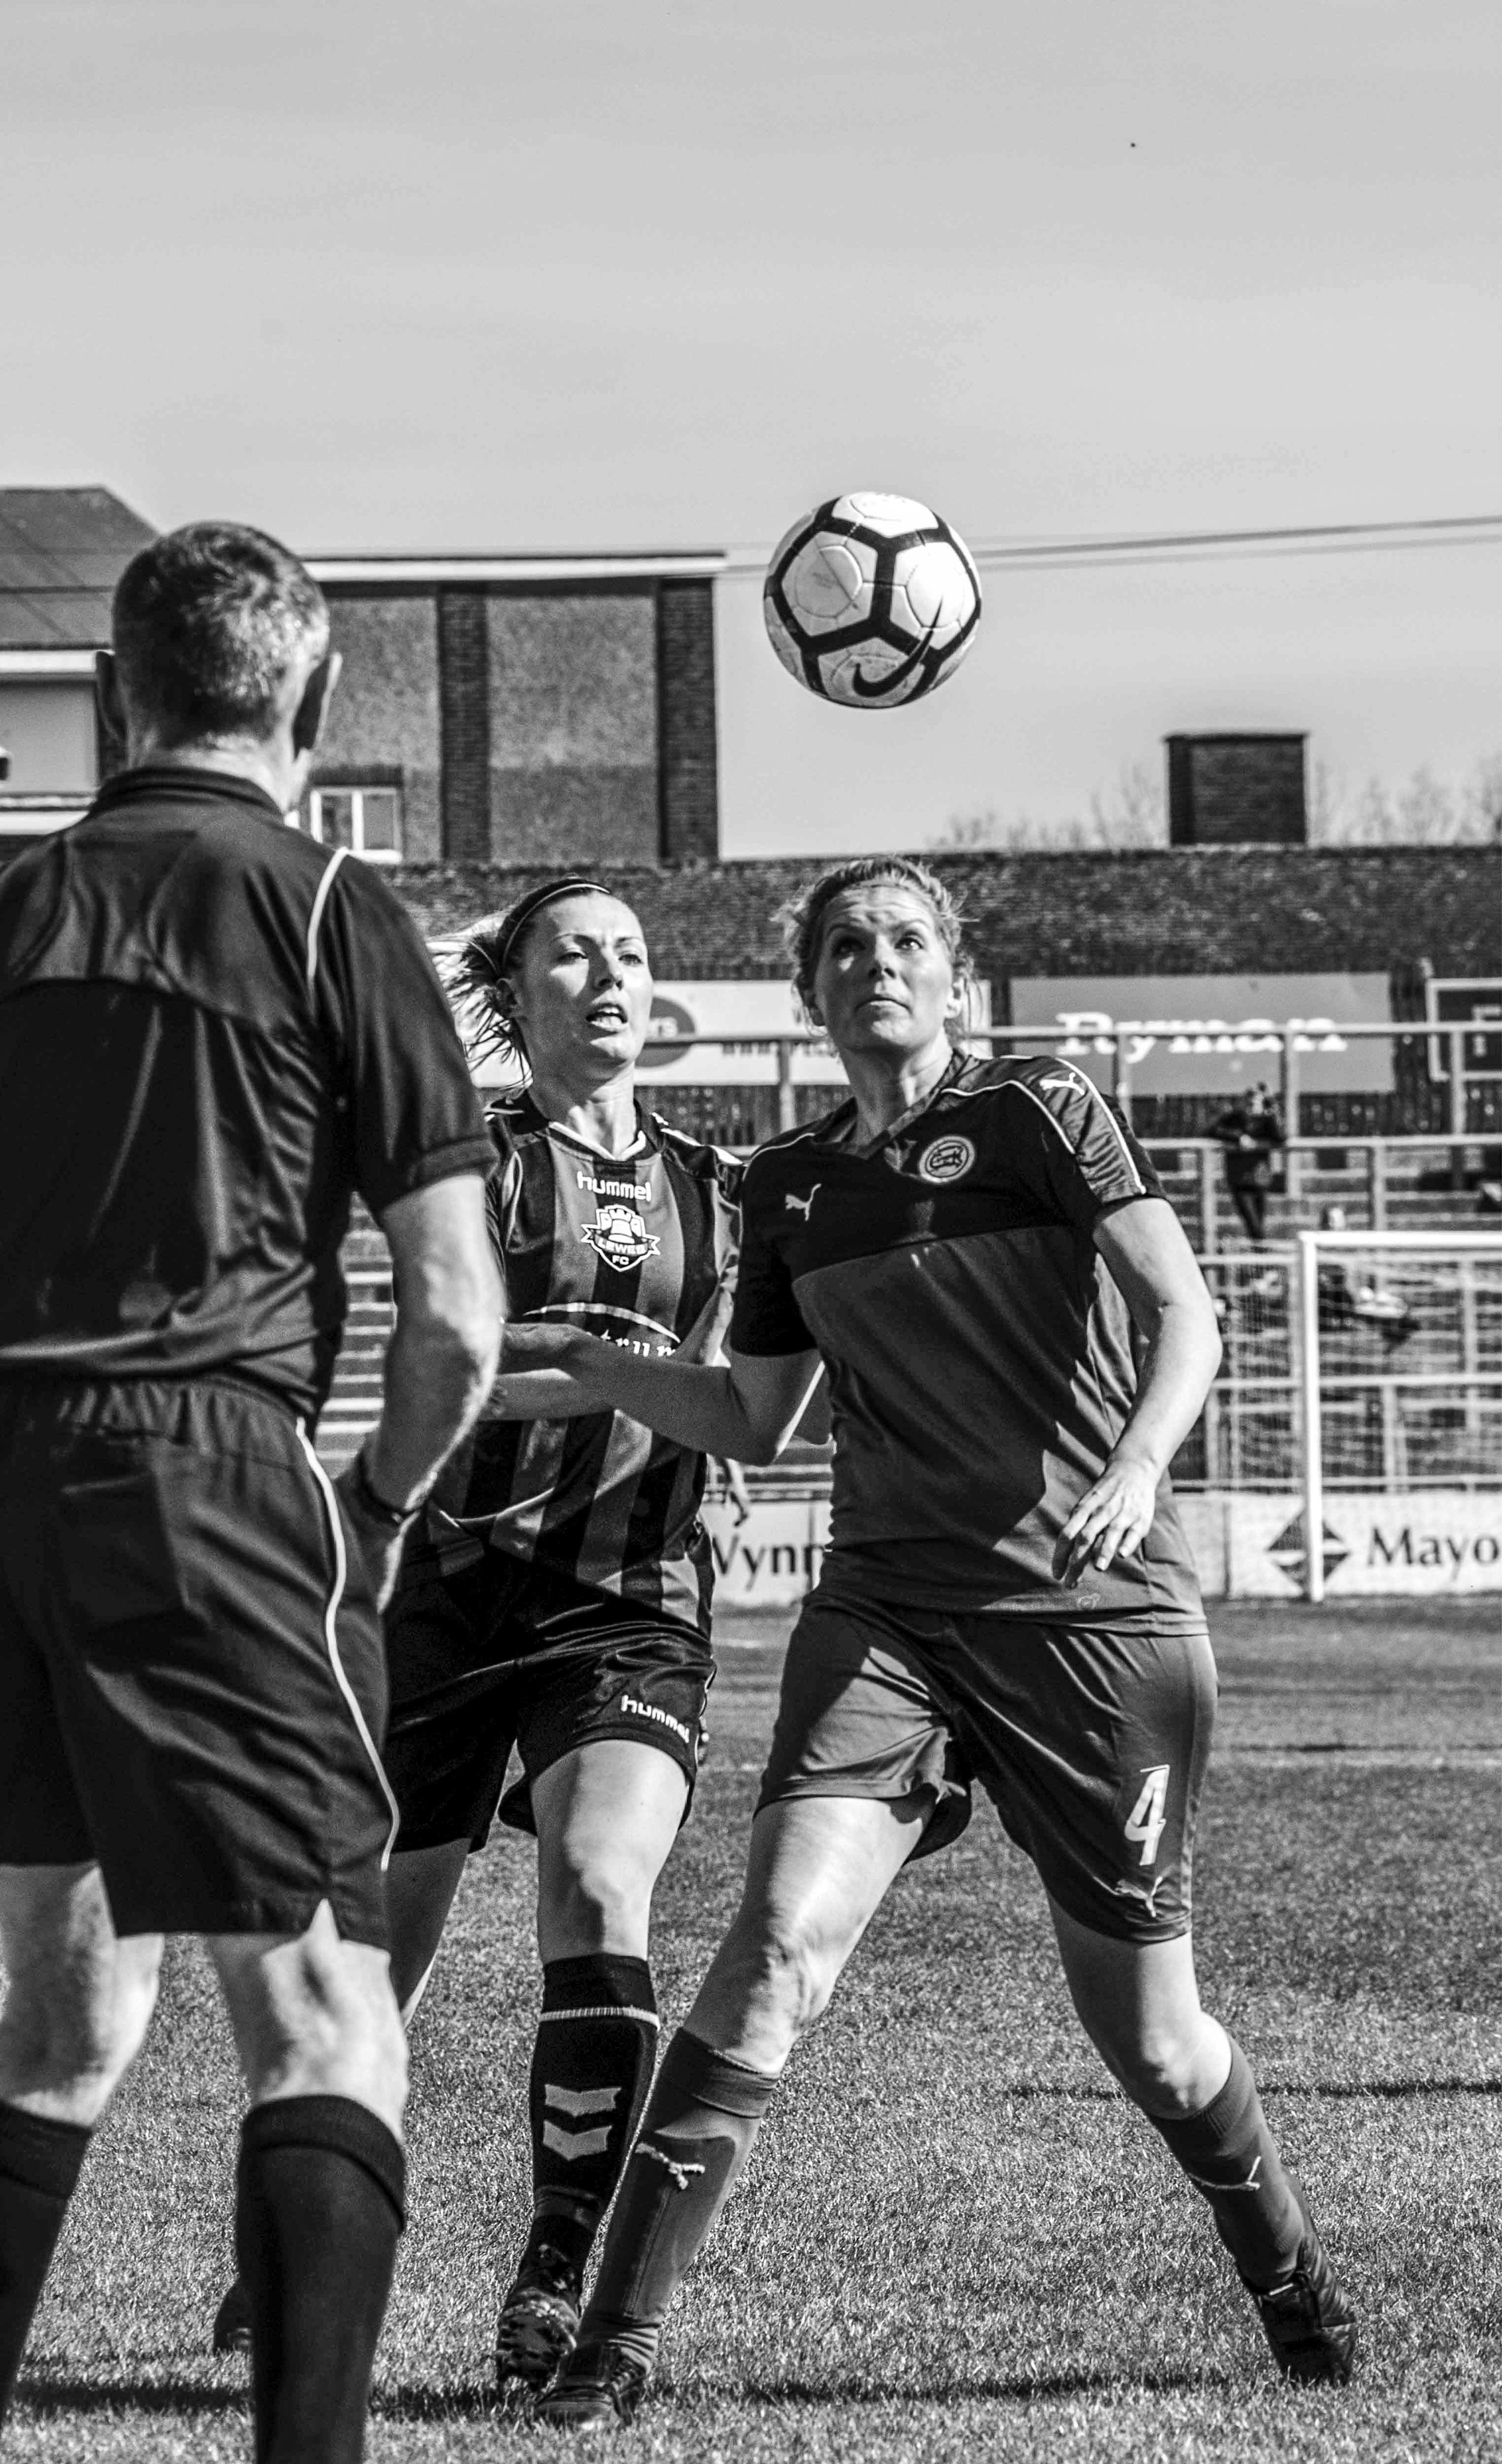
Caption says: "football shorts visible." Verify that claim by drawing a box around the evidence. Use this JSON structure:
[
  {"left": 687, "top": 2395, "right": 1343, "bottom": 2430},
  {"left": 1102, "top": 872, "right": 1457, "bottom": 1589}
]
[
  {"left": 0, "top": 1378, "right": 392, "bottom": 1946},
  {"left": 382, "top": 1548, "right": 714, "bottom": 1853},
  {"left": 758, "top": 1562, "right": 1216, "bottom": 1943}
]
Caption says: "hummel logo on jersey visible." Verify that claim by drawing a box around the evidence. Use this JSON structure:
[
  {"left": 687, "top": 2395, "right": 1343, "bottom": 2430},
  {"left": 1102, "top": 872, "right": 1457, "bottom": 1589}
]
[
  {"left": 577, "top": 1167, "right": 650, "bottom": 1203},
  {"left": 916, "top": 1135, "right": 975, "bottom": 1184},
  {"left": 783, "top": 1185, "right": 819, "bottom": 1221},
  {"left": 579, "top": 1203, "right": 662, "bottom": 1273}
]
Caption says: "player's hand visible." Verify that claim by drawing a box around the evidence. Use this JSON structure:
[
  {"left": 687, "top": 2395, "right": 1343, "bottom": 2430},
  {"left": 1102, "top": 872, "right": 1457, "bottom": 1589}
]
[
  {"left": 333, "top": 1466, "right": 407, "bottom": 1610},
  {"left": 1054, "top": 1454, "right": 1159, "bottom": 1586}
]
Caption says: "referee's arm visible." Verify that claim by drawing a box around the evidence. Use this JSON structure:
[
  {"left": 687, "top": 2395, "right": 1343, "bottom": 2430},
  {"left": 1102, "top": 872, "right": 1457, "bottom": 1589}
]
[
  {"left": 342, "top": 1176, "right": 500, "bottom": 1603},
  {"left": 366, "top": 1174, "right": 501, "bottom": 1505}
]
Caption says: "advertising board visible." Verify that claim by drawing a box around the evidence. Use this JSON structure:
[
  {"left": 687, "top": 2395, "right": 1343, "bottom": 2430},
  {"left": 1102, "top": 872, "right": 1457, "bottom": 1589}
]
[
  {"left": 1009, "top": 973, "right": 1393, "bottom": 1096},
  {"left": 701, "top": 1489, "right": 1501, "bottom": 1606}
]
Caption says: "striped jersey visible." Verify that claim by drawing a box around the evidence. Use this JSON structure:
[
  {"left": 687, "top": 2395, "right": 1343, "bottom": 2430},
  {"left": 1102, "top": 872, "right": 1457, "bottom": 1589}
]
[
  {"left": 729, "top": 1050, "right": 1203, "bottom": 1621},
  {"left": 421, "top": 1094, "right": 741, "bottom": 1633}
]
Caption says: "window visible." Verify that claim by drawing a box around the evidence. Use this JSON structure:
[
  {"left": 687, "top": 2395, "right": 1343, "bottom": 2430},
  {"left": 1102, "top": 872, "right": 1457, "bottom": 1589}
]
[
  {"left": 306, "top": 787, "right": 402, "bottom": 862},
  {"left": 0, "top": 682, "right": 97, "bottom": 795}
]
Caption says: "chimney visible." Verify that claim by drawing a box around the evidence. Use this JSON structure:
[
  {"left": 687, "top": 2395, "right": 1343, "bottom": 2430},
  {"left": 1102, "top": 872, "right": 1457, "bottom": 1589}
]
[{"left": 1165, "top": 732, "right": 1307, "bottom": 846}]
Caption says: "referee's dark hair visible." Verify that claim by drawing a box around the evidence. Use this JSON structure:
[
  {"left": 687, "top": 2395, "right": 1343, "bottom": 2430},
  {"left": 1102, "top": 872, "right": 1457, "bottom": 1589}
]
[{"left": 111, "top": 523, "right": 330, "bottom": 749}]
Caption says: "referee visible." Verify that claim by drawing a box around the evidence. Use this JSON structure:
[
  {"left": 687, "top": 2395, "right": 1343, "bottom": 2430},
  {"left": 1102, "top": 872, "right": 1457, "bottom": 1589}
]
[{"left": 0, "top": 524, "right": 500, "bottom": 2459}]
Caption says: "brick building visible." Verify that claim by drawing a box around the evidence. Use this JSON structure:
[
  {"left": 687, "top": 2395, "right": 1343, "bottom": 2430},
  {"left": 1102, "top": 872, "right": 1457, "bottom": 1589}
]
[
  {"left": 303, "top": 551, "right": 720, "bottom": 867},
  {"left": 0, "top": 490, "right": 723, "bottom": 869}
]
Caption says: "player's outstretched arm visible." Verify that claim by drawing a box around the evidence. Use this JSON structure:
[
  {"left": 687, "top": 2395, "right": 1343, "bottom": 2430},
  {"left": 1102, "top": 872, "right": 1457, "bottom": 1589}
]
[
  {"left": 344, "top": 1175, "right": 502, "bottom": 1600},
  {"left": 493, "top": 1326, "right": 820, "bottom": 1466},
  {"left": 1055, "top": 1198, "right": 1223, "bottom": 1585}
]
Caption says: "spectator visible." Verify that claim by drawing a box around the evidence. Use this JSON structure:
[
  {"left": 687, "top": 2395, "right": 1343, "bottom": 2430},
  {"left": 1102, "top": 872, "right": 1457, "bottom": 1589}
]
[{"left": 1211, "top": 1082, "right": 1283, "bottom": 1245}]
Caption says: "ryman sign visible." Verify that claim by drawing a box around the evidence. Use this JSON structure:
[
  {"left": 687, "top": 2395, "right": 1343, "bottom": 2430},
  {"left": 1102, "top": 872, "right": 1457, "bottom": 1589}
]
[{"left": 1009, "top": 973, "right": 1394, "bottom": 1096}]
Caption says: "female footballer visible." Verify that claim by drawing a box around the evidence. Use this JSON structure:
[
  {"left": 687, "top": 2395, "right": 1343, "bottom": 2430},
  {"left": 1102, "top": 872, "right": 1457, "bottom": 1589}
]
[
  {"left": 214, "top": 878, "right": 739, "bottom": 2390},
  {"left": 496, "top": 856, "right": 1357, "bottom": 2425}
]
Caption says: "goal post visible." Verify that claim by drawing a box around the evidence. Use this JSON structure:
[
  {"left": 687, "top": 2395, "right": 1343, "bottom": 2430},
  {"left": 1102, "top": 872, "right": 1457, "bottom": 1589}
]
[{"left": 1295, "top": 1228, "right": 1502, "bottom": 1602}]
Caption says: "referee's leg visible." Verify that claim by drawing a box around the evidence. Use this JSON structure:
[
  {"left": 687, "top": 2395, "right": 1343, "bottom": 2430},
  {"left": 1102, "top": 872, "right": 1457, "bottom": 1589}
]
[
  {"left": 0, "top": 1866, "right": 162, "bottom": 2418},
  {"left": 209, "top": 1905, "right": 408, "bottom": 2464}
]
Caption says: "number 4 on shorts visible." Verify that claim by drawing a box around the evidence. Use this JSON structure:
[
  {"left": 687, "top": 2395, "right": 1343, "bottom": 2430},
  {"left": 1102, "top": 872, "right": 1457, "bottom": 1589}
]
[{"left": 1124, "top": 1765, "right": 1171, "bottom": 1868}]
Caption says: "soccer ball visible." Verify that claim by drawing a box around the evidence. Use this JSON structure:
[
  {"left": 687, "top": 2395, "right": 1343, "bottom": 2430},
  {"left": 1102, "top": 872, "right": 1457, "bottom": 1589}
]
[{"left": 763, "top": 493, "right": 982, "bottom": 708}]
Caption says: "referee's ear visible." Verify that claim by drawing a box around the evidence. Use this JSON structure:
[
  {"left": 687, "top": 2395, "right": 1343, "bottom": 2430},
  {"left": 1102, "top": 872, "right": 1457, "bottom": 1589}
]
[
  {"left": 95, "top": 651, "right": 129, "bottom": 756},
  {"left": 292, "top": 650, "right": 342, "bottom": 759}
]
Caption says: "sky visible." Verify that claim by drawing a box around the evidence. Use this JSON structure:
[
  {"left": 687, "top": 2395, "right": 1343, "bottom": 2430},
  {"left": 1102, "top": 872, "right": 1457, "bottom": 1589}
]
[{"left": 5, "top": 0, "right": 1499, "bottom": 852}]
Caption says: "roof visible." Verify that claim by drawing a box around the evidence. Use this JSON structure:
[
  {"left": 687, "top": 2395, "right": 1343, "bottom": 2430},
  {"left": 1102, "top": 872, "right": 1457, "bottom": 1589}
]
[
  {"left": 0, "top": 488, "right": 157, "bottom": 648},
  {"left": 309, "top": 551, "right": 725, "bottom": 587}
]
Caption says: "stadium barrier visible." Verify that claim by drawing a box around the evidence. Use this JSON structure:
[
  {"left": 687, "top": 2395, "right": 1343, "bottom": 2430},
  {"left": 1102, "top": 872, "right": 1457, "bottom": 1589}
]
[{"left": 317, "top": 1032, "right": 1501, "bottom": 1601}]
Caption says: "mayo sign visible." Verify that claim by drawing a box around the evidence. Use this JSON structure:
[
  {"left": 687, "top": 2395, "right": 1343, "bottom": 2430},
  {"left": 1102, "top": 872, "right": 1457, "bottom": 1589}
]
[
  {"left": 636, "top": 982, "right": 992, "bottom": 1087},
  {"left": 1011, "top": 974, "right": 1393, "bottom": 1096}
]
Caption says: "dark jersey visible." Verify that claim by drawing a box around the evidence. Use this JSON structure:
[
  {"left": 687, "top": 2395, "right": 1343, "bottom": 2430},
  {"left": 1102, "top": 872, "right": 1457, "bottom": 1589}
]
[
  {"left": 0, "top": 766, "right": 492, "bottom": 1417},
  {"left": 421, "top": 1096, "right": 740, "bottom": 1635},
  {"left": 729, "top": 1051, "right": 1202, "bottom": 1621}
]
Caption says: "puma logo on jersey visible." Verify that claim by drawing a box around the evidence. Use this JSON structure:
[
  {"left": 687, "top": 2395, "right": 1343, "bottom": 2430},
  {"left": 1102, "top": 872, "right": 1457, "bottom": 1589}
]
[
  {"left": 783, "top": 1185, "right": 819, "bottom": 1221},
  {"left": 1038, "top": 1073, "right": 1084, "bottom": 1097}
]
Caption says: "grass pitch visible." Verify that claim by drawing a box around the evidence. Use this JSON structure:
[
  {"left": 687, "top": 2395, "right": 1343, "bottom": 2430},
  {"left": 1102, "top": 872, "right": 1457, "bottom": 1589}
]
[{"left": 10, "top": 1596, "right": 1501, "bottom": 2462}]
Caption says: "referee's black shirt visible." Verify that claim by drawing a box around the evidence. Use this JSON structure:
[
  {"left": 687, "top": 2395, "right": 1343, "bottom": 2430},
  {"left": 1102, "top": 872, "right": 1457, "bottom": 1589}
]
[{"left": 0, "top": 765, "right": 493, "bottom": 1419}]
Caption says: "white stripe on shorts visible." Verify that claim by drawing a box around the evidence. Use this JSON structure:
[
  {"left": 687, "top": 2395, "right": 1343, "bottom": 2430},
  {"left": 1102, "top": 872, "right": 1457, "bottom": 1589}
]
[{"left": 295, "top": 1421, "right": 401, "bottom": 1870}]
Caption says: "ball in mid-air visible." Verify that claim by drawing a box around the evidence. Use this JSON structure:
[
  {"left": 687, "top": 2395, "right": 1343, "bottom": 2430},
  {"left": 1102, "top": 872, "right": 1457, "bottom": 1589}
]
[{"left": 763, "top": 493, "right": 982, "bottom": 708}]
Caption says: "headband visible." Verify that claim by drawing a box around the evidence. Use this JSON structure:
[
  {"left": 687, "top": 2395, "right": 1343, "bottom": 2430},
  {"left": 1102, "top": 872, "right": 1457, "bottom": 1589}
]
[{"left": 481, "top": 878, "right": 614, "bottom": 983}]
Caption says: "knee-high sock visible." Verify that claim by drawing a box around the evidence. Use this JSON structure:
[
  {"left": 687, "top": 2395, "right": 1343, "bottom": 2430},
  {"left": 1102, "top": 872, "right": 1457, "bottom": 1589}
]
[
  {"left": 237, "top": 2096, "right": 406, "bottom": 2464},
  {"left": 578, "top": 2027, "right": 779, "bottom": 2370},
  {"left": 523, "top": 1953, "right": 658, "bottom": 2277},
  {"left": 1148, "top": 2039, "right": 1304, "bottom": 2287},
  {"left": 0, "top": 2102, "right": 92, "bottom": 2423}
]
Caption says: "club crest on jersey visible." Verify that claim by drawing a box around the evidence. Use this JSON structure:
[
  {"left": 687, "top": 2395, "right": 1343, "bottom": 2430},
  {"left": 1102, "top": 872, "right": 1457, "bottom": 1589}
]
[
  {"left": 580, "top": 1202, "right": 661, "bottom": 1273},
  {"left": 916, "top": 1134, "right": 975, "bottom": 1185}
]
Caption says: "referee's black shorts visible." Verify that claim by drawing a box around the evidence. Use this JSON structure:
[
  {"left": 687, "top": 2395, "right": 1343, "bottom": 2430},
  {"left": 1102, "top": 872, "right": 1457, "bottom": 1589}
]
[{"left": 0, "top": 1377, "right": 394, "bottom": 1946}]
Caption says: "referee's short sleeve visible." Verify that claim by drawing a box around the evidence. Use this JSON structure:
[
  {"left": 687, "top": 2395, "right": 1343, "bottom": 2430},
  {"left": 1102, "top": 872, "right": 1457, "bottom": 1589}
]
[
  {"left": 315, "top": 860, "right": 493, "bottom": 1216},
  {"left": 728, "top": 1157, "right": 815, "bottom": 1357},
  {"left": 1005, "top": 1061, "right": 1168, "bottom": 1236}
]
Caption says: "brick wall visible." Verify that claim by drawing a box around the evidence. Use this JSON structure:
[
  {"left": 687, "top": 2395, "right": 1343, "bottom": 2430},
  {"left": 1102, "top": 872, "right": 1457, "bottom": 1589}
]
[
  {"left": 487, "top": 589, "right": 658, "bottom": 863},
  {"left": 437, "top": 589, "right": 491, "bottom": 859},
  {"left": 1167, "top": 733, "right": 1307, "bottom": 846},
  {"left": 314, "top": 594, "right": 442, "bottom": 858},
  {"left": 657, "top": 580, "right": 719, "bottom": 861}
]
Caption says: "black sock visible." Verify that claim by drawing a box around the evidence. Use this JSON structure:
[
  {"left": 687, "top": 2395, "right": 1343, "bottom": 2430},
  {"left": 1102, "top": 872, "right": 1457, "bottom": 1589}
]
[
  {"left": 579, "top": 2027, "right": 779, "bottom": 2372},
  {"left": 1148, "top": 2039, "right": 1304, "bottom": 2287},
  {"left": 524, "top": 1953, "right": 658, "bottom": 2277},
  {"left": 0, "top": 2101, "right": 92, "bottom": 2423},
  {"left": 237, "top": 2095, "right": 406, "bottom": 2464}
]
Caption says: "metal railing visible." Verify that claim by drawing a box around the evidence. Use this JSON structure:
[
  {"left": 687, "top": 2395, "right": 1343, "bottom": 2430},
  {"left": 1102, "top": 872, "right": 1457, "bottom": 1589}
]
[{"left": 635, "top": 1020, "right": 1499, "bottom": 1142}]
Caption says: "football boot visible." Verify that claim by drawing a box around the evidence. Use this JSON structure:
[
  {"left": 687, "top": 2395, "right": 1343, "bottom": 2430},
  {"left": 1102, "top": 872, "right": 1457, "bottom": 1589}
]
[
  {"left": 494, "top": 2239, "right": 583, "bottom": 2391},
  {"left": 535, "top": 2335, "right": 649, "bottom": 2429},
  {"left": 1244, "top": 2185, "right": 1357, "bottom": 2385}
]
